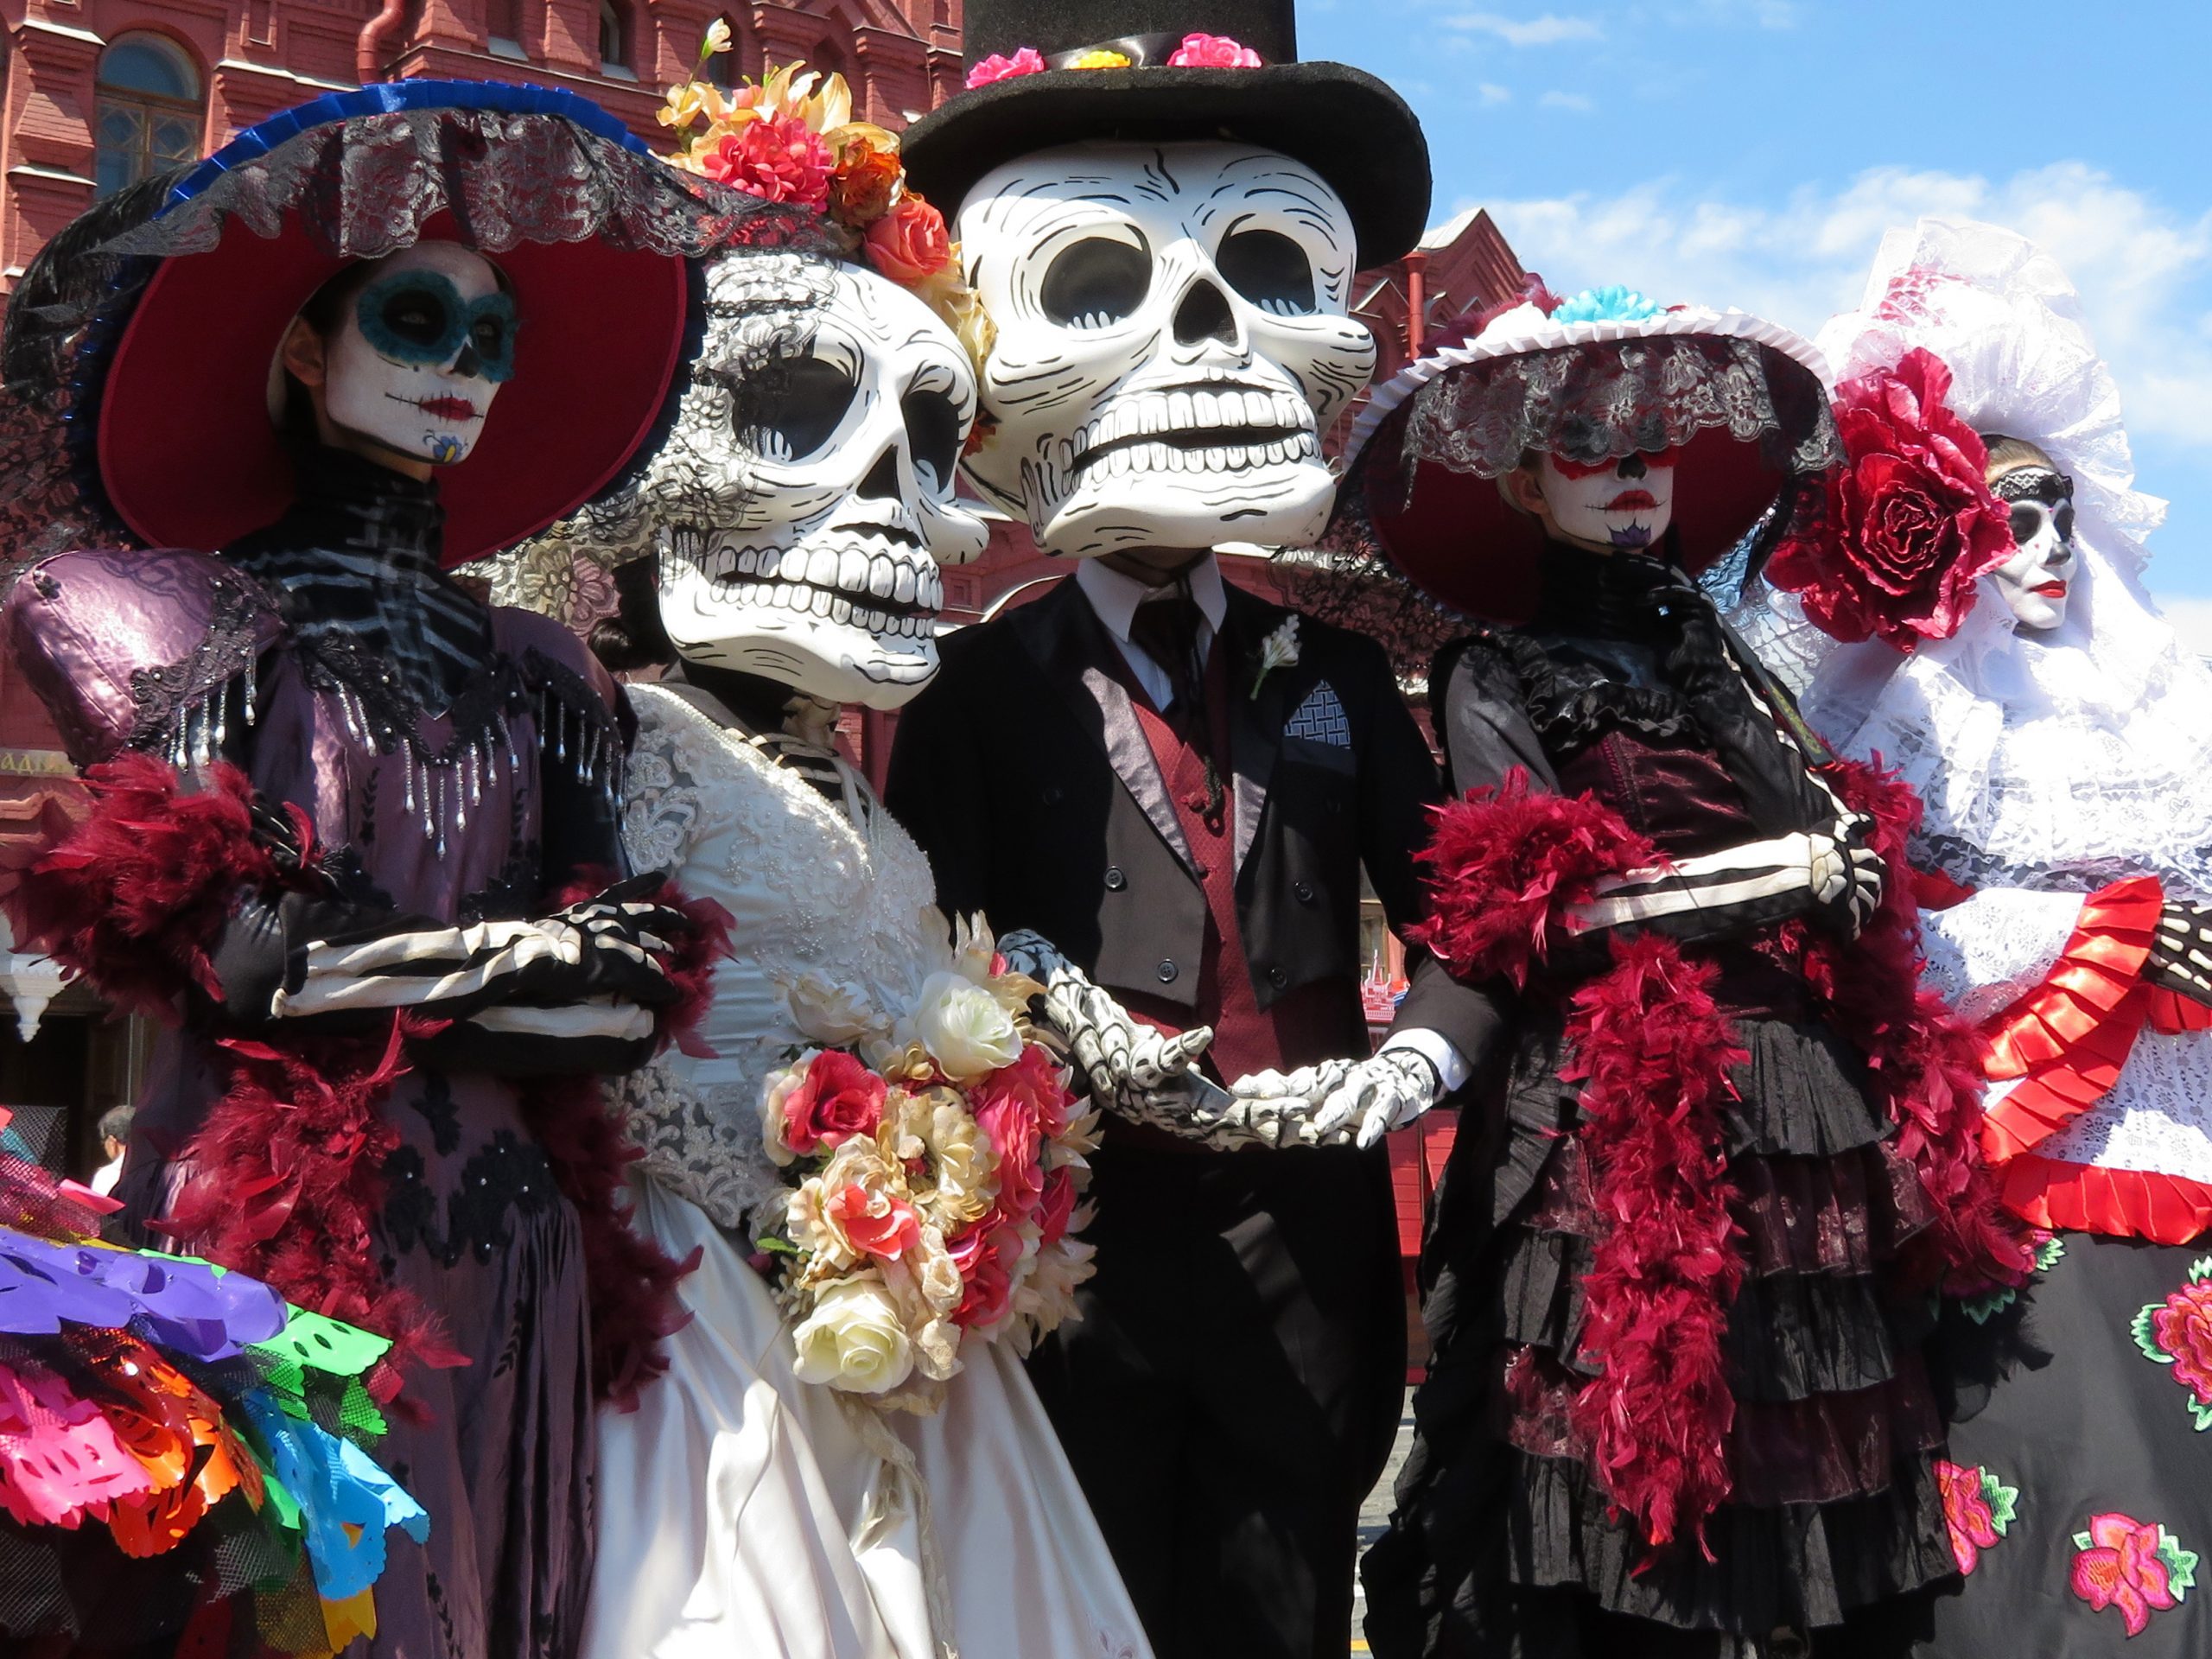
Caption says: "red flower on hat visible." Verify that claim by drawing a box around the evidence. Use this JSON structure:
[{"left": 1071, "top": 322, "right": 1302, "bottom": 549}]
[
  {"left": 699, "top": 112, "right": 831, "bottom": 212},
  {"left": 964, "top": 47, "right": 1046, "bottom": 89},
  {"left": 1167, "top": 33, "right": 1263, "bottom": 67},
  {"left": 1766, "top": 347, "right": 2013, "bottom": 652}
]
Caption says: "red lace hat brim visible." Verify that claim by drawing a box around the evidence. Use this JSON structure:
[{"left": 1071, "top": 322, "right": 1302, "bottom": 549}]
[{"left": 97, "top": 211, "right": 689, "bottom": 569}]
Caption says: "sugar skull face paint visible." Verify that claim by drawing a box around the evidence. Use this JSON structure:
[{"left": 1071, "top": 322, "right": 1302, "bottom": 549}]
[
  {"left": 321, "top": 242, "right": 513, "bottom": 467},
  {"left": 1989, "top": 467, "right": 2077, "bottom": 632},
  {"left": 1535, "top": 449, "right": 1677, "bottom": 550}
]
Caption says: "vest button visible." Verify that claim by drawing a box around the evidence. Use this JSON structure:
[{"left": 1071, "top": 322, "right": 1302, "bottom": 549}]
[
  {"left": 1043, "top": 785, "right": 1065, "bottom": 805},
  {"left": 1103, "top": 865, "right": 1127, "bottom": 891},
  {"left": 1268, "top": 965, "right": 1289, "bottom": 988},
  {"left": 1156, "top": 959, "right": 1179, "bottom": 983},
  {"left": 1293, "top": 880, "right": 1315, "bottom": 904}
]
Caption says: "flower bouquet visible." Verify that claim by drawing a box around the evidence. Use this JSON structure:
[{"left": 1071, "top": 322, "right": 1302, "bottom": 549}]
[{"left": 757, "top": 918, "right": 1098, "bottom": 1412}]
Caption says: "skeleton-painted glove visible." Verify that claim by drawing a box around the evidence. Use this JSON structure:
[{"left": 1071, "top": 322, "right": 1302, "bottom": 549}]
[
  {"left": 1212, "top": 1048, "right": 1444, "bottom": 1150},
  {"left": 263, "top": 871, "right": 692, "bottom": 1021},
  {"left": 1807, "top": 812, "right": 1886, "bottom": 938},
  {"left": 995, "top": 930, "right": 1215, "bottom": 1109},
  {"left": 2147, "top": 899, "right": 2212, "bottom": 1007}
]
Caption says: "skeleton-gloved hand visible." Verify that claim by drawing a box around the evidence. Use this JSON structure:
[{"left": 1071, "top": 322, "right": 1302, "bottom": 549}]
[
  {"left": 1211, "top": 1048, "right": 1445, "bottom": 1150},
  {"left": 995, "top": 930, "right": 1215, "bottom": 1114},
  {"left": 266, "top": 871, "right": 692, "bottom": 1020},
  {"left": 1807, "top": 812, "right": 1886, "bottom": 938},
  {"left": 2147, "top": 899, "right": 2212, "bottom": 1007}
]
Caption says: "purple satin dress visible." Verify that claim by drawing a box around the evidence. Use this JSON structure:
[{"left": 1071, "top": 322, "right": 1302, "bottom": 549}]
[{"left": 6, "top": 454, "right": 631, "bottom": 1658}]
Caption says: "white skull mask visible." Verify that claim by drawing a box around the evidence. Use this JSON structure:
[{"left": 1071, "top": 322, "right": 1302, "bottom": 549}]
[
  {"left": 955, "top": 141, "right": 1376, "bottom": 557},
  {"left": 631, "top": 254, "right": 988, "bottom": 709},
  {"left": 309, "top": 241, "right": 515, "bottom": 467},
  {"left": 1988, "top": 467, "right": 2077, "bottom": 632}
]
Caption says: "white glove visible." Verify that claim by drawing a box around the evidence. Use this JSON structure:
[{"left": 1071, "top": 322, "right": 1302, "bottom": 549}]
[
  {"left": 1808, "top": 813, "right": 1885, "bottom": 938},
  {"left": 995, "top": 930, "right": 1215, "bottom": 1109},
  {"left": 1217, "top": 1048, "right": 1442, "bottom": 1150}
]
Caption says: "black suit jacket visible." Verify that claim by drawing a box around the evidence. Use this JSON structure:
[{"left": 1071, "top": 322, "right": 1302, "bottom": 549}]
[{"left": 885, "top": 574, "right": 1498, "bottom": 1071}]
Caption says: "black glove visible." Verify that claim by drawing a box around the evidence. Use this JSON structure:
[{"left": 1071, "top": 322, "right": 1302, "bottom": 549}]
[{"left": 2147, "top": 899, "right": 2212, "bottom": 1007}]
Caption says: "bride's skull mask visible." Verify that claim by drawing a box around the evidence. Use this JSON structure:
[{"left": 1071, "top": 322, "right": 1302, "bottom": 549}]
[
  {"left": 956, "top": 141, "right": 1376, "bottom": 556},
  {"left": 1986, "top": 454, "right": 2077, "bottom": 632},
  {"left": 591, "top": 252, "right": 988, "bottom": 709}
]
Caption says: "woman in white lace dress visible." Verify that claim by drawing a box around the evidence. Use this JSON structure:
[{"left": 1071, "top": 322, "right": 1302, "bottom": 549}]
[
  {"left": 1768, "top": 218, "right": 2212, "bottom": 1655},
  {"left": 500, "top": 244, "right": 1152, "bottom": 1659}
]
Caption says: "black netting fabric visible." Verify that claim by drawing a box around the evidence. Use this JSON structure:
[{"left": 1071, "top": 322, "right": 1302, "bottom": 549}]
[
  {"left": 0, "top": 99, "right": 833, "bottom": 565},
  {"left": 1399, "top": 335, "right": 1843, "bottom": 481}
]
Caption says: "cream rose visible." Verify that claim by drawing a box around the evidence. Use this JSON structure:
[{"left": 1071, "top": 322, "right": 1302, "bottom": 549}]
[
  {"left": 790, "top": 1276, "right": 916, "bottom": 1394},
  {"left": 759, "top": 1054, "right": 815, "bottom": 1167},
  {"left": 904, "top": 970, "right": 1022, "bottom": 1080}
]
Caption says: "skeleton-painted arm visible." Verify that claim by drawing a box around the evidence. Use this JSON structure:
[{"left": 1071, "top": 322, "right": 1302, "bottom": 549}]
[
  {"left": 1565, "top": 815, "right": 1885, "bottom": 944},
  {"left": 995, "top": 930, "right": 1217, "bottom": 1111}
]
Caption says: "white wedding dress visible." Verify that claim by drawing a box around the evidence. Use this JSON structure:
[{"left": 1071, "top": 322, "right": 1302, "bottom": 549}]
[{"left": 583, "top": 679, "right": 1150, "bottom": 1659}]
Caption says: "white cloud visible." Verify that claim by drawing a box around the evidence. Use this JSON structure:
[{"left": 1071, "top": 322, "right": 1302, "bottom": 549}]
[
  {"left": 1468, "top": 162, "right": 2212, "bottom": 447},
  {"left": 1478, "top": 81, "right": 1513, "bottom": 105},
  {"left": 1538, "top": 89, "right": 1593, "bottom": 111},
  {"left": 1445, "top": 11, "right": 1602, "bottom": 46}
]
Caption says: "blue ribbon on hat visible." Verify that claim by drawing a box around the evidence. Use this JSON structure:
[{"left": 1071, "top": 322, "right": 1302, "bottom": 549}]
[{"left": 163, "top": 78, "right": 650, "bottom": 213}]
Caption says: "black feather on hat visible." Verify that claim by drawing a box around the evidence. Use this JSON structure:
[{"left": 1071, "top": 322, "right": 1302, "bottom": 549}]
[{"left": 899, "top": 0, "right": 1430, "bottom": 268}]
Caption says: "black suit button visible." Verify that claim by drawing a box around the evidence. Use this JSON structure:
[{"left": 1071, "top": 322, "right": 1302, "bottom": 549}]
[
  {"left": 1268, "top": 965, "right": 1289, "bottom": 988},
  {"left": 1156, "top": 959, "right": 1179, "bottom": 983},
  {"left": 1043, "top": 785, "right": 1065, "bottom": 805},
  {"left": 1103, "top": 865, "right": 1127, "bottom": 891},
  {"left": 1293, "top": 880, "right": 1315, "bottom": 904}
]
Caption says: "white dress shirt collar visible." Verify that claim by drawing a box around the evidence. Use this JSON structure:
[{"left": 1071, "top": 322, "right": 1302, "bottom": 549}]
[{"left": 1074, "top": 553, "right": 1230, "bottom": 645}]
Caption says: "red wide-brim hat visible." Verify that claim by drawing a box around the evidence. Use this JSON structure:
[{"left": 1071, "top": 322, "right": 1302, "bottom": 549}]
[
  {"left": 34, "top": 80, "right": 817, "bottom": 567},
  {"left": 1332, "top": 298, "right": 1840, "bottom": 625}
]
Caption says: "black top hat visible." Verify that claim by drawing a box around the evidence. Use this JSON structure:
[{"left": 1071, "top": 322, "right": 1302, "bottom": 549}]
[{"left": 899, "top": 0, "right": 1430, "bottom": 268}]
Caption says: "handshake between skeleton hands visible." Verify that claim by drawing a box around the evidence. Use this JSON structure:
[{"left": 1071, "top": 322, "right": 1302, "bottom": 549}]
[{"left": 995, "top": 931, "right": 1442, "bottom": 1152}]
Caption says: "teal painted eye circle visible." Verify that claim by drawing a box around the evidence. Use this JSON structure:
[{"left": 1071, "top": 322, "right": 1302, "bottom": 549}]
[{"left": 354, "top": 271, "right": 519, "bottom": 383}]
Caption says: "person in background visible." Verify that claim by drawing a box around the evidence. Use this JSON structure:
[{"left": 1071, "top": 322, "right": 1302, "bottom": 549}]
[{"left": 88, "top": 1103, "right": 131, "bottom": 1197}]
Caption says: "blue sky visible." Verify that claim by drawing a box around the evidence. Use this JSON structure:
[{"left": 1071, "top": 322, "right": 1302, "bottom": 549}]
[{"left": 1300, "top": 2, "right": 2212, "bottom": 638}]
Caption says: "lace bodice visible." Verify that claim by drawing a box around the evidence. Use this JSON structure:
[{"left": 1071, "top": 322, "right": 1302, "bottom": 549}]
[{"left": 615, "top": 680, "right": 947, "bottom": 1234}]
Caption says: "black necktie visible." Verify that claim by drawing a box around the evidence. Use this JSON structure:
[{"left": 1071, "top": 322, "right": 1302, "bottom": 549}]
[{"left": 1127, "top": 582, "right": 1225, "bottom": 819}]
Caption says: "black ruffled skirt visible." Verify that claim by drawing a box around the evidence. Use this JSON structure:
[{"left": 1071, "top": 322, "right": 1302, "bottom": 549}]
[{"left": 1363, "top": 1008, "right": 1958, "bottom": 1656}]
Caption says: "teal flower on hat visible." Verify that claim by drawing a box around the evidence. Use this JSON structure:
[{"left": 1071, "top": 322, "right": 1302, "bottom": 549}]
[{"left": 1550, "top": 285, "right": 1665, "bottom": 324}]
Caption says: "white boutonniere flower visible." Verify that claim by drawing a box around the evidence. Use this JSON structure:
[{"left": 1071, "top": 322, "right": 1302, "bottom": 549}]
[{"left": 1249, "top": 616, "right": 1300, "bottom": 699}]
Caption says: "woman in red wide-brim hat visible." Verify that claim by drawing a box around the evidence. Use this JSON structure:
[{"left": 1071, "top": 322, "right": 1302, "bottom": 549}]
[
  {"left": 1335, "top": 285, "right": 2031, "bottom": 1656},
  {"left": 0, "top": 81, "right": 815, "bottom": 1656}
]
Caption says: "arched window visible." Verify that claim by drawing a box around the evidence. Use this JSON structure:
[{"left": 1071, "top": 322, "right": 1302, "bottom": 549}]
[
  {"left": 706, "top": 13, "right": 741, "bottom": 87},
  {"left": 597, "top": 0, "right": 630, "bottom": 71},
  {"left": 94, "top": 34, "right": 202, "bottom": 198}
]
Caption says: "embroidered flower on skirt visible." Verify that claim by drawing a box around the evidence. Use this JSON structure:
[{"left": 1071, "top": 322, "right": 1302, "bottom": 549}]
[
  {"left": 1935, "top": 1459, "right": 2018, "bottom": 1575},
  {"left": 2070, "top": 1512, "right": 2198, "bottom": 1637},
  {"left": 2132, "top": 1255, "right": 2212, "bottom": 1429}
]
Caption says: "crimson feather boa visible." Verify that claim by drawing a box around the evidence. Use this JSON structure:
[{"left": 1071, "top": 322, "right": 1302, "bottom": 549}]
[
  {"left": 2, "top": 753, "right": 725, "bottom": 1409},
  {"left": 1414, "top": 762, "right": 2025, "bottom": 1551}
]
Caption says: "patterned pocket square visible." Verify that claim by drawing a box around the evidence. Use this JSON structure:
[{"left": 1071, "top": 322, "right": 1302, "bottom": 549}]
[{"left": 1284, "top": 682, "right": 1351, "bottom": 747}]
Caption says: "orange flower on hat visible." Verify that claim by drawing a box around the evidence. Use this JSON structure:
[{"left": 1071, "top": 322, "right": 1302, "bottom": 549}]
[
  {"left": 828, "top": 124, "right": 904, "bottom": 228},
  {"left": 865, "top": 194, "right": 953, "bottom": 286}
]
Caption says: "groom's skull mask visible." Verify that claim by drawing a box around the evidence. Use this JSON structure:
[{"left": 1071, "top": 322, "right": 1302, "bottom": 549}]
[
  {"left": 635, "top": 254, "right": 988, "bottom": 708},
  {"left": 957, "top": 141, "right": 1376, "bottom": 556}
]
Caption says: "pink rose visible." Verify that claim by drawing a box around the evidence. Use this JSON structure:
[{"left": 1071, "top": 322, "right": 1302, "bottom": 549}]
[
  {"left": 779, "top": 1050, "right": 886, "bottom": 1158},
  {"left": 1767, "top": 348, "right": 2013, "bottom": 651},
  {"left": 2071, "top": 1512, "right": 2181, "bottom": 1637},
  {"left": 863, "top": 194, "right": 953, "bottom": 286},
  {"left": 1036, "top": 1166, "right": 1077, "bottom": 1249},
  {"left": 964, "top": 47, "right": 1046, "bottom": 89},
  {"left": 2148, "top": 1280, "right": 2212, "bottom": 1405},
  {"left": 1166, "top": 32, "right": 1262, "bottom": 68},
  {"left": 973, "top": 1085, "right": 1044, "bottom": 1223},
  {"left": 827, "top": 1182, "right": 922, "bottom": 1262},
  {"left": 699, "top": 114, "right": 831, "bottom": 212},
  {"left": 949, "top": 1219, "right": 1021, "bottom": 1328}
]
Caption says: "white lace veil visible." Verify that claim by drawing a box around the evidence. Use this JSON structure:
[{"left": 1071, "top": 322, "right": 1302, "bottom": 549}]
[{"left": 1762, "top": 217, "right": 2212, "bottom": 899}]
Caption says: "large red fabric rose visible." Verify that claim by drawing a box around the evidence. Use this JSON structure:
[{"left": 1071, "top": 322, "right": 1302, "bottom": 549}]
[
  {"left": 1766, "top": 348, "right": 2013, "bottom": 651},
  {"left": 700, "top": 114, "right": 831, "bottom": 212},
  {"left": 779, "top": 1050, "right": 886, "bottom": 1158}
]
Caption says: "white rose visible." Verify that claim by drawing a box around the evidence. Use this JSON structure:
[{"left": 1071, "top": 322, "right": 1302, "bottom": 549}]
[
  {"left": 782, "top": 1177, "right": 856, "bottom": 1272},
  {"left": 905, "top": 970, "right": 1022, "bottom": 1081},
  {"left": 790, "top": 1276, "right": 916, "bottom": 1395}
]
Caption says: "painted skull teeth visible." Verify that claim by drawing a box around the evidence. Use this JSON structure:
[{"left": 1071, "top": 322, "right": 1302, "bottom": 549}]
[
  {"left": 696, "top": 530, "right": 945, "bottom": 639},
  {"left": 1065, "top": 385, "right": 1319, "bottom": 479}
]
